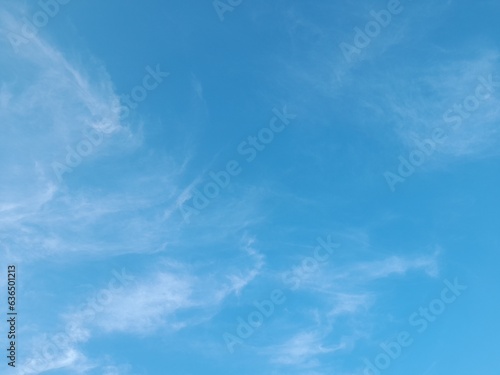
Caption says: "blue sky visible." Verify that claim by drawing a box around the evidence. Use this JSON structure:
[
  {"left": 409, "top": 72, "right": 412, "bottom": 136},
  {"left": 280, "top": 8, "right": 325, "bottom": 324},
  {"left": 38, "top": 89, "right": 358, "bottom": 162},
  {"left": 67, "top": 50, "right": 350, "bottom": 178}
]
[{"left": 1, "top": 0, "right": 499, "bottom": 374}]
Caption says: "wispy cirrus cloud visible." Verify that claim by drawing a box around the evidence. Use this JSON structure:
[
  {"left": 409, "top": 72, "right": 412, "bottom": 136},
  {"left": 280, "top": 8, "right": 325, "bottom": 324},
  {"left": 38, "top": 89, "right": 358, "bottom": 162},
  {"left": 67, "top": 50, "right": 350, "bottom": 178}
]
[
  {"left": 18, "top": 240, "right": 265, "bottom": 374},
  {"left": 258, "top": 250, "right": 440, "bottom": 373},
  {"left": 361, "top": 49, "right": 500, "bottom": 161},
  {"left": 0, "top": 7, "right": 151, "bottom": 263},
  {"left": 271, "top": 330, "right": 346, "bottom": 366}
]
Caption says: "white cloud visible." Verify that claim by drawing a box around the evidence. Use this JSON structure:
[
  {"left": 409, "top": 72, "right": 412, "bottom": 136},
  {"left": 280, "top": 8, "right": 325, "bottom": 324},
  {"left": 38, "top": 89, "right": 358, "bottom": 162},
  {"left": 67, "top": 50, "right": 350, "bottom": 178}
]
[
  {"left": 89, "top": 271, "right": 195, "bottom": 334},
  {"left": 0, "top": 7, "right": 151, "bottom": 264},
  {"left": 272, "top": 331, "right": 346, "bottom": 366},
  {"left": 364, "top": 50, "right": 500, "bottom": 160},
  {"left": 328, "top": 293, "right": 373, "bottom": 318},
  {"left": 261, "top": 251, "right": 440, "bottom": 372},
  {"left": 18, "top": 347, "right": 93, "bottom": 375},
  {"left": 85, "top": 244, "right": 264, "bottom": 335},
  {"left": 348, "top": 254, "right": 439, "bottom": 280}
]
